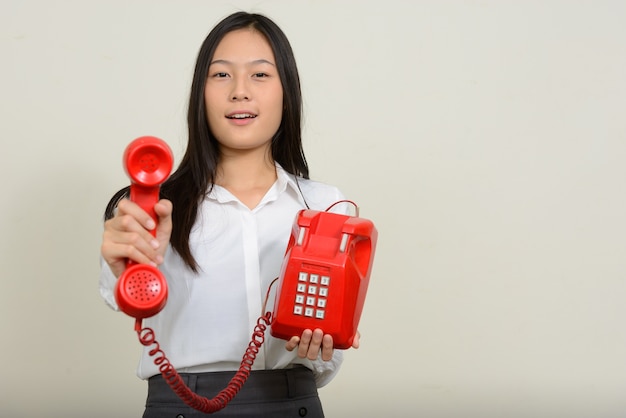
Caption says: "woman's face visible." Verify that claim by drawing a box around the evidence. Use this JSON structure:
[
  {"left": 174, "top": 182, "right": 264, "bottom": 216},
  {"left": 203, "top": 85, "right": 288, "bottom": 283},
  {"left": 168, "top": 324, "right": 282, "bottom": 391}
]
[{"left": 205, "top": 28, "right": 284, "bottom": 157}]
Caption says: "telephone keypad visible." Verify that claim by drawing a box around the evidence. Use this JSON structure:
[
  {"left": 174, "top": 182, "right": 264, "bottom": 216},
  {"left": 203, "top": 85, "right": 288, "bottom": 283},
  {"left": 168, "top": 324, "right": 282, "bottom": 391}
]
[{"left": 293, "top": 271, "right": 330, "bottom": 320}]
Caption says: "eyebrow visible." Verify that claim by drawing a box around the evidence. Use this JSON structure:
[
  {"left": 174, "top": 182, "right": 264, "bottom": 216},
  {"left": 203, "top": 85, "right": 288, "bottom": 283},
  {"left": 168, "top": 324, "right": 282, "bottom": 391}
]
[{"left": 209, "top": 58, "right": 276, "bottom": 67}]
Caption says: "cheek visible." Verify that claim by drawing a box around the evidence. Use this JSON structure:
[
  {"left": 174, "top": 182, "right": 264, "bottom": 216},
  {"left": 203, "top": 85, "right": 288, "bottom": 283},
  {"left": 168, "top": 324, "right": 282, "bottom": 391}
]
[
  {"left": 204, "top": 92, "right": 221, "bottom": 125},
  {"left": 268, "top": 94, "right": 284, "bottom": 129}
]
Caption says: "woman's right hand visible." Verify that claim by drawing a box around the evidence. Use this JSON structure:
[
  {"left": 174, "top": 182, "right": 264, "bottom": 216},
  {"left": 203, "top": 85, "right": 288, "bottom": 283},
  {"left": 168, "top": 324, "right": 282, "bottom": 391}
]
[{"left": 100, "top": 198, "right": 173, "bottom": 278}]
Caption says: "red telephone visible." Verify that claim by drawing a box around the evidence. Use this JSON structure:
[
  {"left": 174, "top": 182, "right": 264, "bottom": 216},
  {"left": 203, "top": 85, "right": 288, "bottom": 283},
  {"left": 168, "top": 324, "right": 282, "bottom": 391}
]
[
  {"left": 270, "top": 205, "right": 377, "bottom": 349},
  {"left": 114, "top": 136, "right": 173, "bottom": 321}
]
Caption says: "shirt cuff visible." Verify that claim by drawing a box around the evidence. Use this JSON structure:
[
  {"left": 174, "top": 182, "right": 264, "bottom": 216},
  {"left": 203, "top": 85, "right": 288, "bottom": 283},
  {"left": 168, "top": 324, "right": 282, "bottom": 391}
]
[
  {"left": 310, "top": 348, "right": 344, "bottom": 388},
  {"left": 99, "top": 257, "right": 120, "bottom": 311}
]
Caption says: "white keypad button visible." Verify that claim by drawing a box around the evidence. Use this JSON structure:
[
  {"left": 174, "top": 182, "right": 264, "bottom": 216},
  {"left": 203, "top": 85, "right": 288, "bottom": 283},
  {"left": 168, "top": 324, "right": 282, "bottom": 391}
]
[{"left": 292, "top": 270, "right": 332, "bottom": 321}]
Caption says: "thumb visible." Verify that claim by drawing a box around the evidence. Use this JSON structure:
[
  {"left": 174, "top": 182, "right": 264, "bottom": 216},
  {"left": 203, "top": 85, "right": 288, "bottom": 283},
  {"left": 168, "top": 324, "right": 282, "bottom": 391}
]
[
  {"left": 285, "top": 336, "right": 300, "bottom": 352},
  {"left": 154, "top": 199, "right": 173, "bottom": 253}
]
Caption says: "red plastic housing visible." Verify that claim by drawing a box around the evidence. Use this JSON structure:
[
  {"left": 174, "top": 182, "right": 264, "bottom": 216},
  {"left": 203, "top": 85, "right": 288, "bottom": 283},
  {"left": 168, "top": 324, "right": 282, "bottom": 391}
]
[{"left": 270, "top": 210, "right": 377, "bottom": 349}]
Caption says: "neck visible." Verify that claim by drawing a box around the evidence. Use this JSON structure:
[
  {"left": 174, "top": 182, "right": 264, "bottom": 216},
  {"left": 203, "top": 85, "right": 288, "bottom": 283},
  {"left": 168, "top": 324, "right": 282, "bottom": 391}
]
[{"left": 215, "top": 149, "right": 277, "bottom": 209}]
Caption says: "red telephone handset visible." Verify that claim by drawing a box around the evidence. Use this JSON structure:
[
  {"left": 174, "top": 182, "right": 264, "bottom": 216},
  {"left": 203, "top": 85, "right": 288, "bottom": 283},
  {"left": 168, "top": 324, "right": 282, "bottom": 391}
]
[
  {"left": 113, "top": 136, "right": 273, "bottom": 414},
  {"left": 114, "top": 136, "right": 173, "bottom": 321},
  {"left": 271, "top": 206, "right": 378, "bottom": 349}
]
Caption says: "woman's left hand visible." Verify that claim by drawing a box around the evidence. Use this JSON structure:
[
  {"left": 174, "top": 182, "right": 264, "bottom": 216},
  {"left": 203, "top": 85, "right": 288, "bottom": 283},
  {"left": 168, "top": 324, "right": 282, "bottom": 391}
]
[{"left": 285, "top": 329, "right": 360, "bottom": 361}]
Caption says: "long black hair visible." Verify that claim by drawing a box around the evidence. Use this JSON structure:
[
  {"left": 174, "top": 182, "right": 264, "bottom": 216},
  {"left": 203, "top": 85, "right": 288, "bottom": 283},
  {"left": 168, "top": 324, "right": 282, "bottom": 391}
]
[{"left": 104, "top": 12, "right": 308, "bottom": 272}]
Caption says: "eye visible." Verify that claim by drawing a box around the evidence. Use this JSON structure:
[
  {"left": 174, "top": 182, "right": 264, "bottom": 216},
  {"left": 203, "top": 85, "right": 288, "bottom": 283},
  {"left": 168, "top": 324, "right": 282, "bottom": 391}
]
[
  {"left": 207, "top": 68, "right": 229, "bottom": 78},
  {"left": 253, "top": 72, "right": 269, "bottom": 78}
]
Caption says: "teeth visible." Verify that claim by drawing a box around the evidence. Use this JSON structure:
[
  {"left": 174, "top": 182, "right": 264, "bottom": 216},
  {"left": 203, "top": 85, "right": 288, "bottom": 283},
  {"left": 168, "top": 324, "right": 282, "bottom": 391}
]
[{"left": 229, "top": 113, "right": 255, "bottom": 119}]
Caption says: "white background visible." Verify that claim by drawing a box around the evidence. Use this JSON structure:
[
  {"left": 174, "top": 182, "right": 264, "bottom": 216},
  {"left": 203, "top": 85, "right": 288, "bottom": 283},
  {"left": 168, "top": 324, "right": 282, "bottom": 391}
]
[{"left": 1, "top": 1, "right": 626, "bottom": 417}]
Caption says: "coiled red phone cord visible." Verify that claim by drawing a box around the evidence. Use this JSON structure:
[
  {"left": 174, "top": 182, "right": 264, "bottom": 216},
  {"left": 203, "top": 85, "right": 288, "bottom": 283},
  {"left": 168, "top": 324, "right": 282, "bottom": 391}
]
[{"left": 135, "top": 312, "right": 273, "bottom": 414}]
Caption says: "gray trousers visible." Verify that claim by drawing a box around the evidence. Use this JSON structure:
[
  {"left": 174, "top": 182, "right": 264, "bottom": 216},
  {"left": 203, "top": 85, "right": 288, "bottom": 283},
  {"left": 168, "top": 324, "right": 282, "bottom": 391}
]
[{"left": 142, "top": 366, "right": 324, "bottom": 418}]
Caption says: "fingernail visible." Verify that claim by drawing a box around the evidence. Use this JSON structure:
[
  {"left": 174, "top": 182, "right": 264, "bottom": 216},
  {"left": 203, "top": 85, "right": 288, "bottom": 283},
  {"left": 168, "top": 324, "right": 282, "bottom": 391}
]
[
  {"left": 151, "top": 239, "right": 160, "bottom": 249},
  {"left": 155, "top": 255, "right": 164, "bottom": 264},
  {"left": 146, "top": 219, "right": 156, "bottom": 230}
]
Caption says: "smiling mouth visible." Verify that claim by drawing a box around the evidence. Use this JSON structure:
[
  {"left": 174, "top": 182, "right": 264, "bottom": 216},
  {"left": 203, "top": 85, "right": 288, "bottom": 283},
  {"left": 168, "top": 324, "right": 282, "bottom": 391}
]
[{"left": 227, "top": 113, "right": 257, "bottom": 119}]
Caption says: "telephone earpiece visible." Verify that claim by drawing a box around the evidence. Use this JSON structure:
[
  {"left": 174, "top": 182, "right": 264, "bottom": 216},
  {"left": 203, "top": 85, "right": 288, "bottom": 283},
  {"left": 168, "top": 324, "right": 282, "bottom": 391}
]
[{"left": 114, "top": 136, "right": 173, "bottom": 320}]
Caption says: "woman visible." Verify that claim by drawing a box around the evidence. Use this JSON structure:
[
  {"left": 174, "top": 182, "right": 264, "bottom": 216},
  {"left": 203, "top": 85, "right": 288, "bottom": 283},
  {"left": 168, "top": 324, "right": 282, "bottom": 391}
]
[{"left": 100, "top": 11, "right": 358, "bottom": 417}]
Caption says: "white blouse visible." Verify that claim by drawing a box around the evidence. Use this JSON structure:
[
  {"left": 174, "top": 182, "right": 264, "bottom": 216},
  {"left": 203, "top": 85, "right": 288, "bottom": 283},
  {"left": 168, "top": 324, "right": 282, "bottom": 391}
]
[{"left": 99, "top": 164, "right": 349, "bottom": 387}]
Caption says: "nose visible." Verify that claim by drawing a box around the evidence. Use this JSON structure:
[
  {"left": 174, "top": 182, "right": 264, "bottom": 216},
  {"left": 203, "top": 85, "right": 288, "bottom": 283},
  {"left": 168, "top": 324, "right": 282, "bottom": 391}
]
[{"left": 230, "top": 77, "right": 250, "bottom": 101}]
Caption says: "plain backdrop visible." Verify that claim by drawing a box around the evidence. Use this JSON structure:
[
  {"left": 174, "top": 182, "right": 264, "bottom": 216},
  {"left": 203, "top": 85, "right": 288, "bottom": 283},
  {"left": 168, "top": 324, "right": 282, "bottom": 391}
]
[{"left": 1, "top": 1, "right": 626, "bottom": 417}]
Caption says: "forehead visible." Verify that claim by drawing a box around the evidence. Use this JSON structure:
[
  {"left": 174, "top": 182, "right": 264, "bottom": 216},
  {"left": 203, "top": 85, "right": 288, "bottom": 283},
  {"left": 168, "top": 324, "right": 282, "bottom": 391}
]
[{"left": 212, "top": 28, "right": 275, "bottom": 63}]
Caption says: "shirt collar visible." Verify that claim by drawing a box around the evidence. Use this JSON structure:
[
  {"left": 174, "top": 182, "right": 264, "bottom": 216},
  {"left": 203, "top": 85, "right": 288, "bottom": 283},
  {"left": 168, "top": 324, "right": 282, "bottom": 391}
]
[
  {"left": 206, "top": 163, "right": 305, "bottom": 206},
  {"left": 275, "top": 163, "right": 303, "bottom": 197}
]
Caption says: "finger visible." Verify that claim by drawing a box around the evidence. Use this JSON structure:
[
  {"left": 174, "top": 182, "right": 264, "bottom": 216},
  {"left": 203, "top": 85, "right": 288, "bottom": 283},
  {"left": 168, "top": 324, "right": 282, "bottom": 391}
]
[
  {"left": 307, "top": 329, "right": 324, "bottom": 360},
  {"left": 321, "top": 334, "right": 334, "bottom": 361},
  {"left": 100, "top": 240, "right": 131, "bottom": 278},
  {"left": 154, "top": 199, "right": 173, "bottom": 224},
  {"left": 285, "top": 336, "right": 300, "bottom": 352},
  {"left": 352, "top": 330, "right": 360, "bottom": 349},
  {"left": 102, "top": 228, "right": 159, "bottom": 266},
  {"left": 105, "top": 214, "right": 159, "bottom": 256},
  {"left": 154, "top": 199, "right": 173, "bottom": 252},
  {"left": 297, "top": 329, "right": 313, "bottom": 358},
  {"left": 102, "top": 201, "right": 161, "bottom": 267},
  {"left": 110, "top": 209, "right": 161, "bottom": 255},
  {"left": 101, "top": 237, "right": 157, "bottom": 278},
  {"left": 117, "top": 199, "right": 157, "bottom": 231}
]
